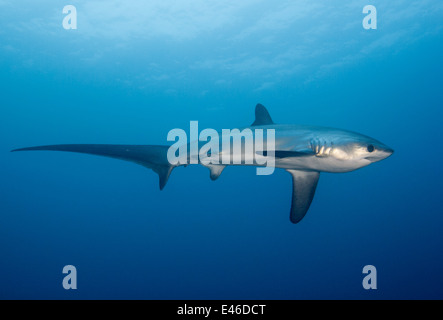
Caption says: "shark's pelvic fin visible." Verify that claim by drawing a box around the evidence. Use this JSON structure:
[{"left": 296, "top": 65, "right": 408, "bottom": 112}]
[
  {"left": 287, "top": 169, "right": 320, "bottom": 224},
  {"left": 251, "top": 103, "right": 274, "bottom": 126},
  {"left": 11, "top": 144, "right": 175, "bottom": 190},
  {"left": 204, "top": 164, "right": 226, "bottom": 181}
]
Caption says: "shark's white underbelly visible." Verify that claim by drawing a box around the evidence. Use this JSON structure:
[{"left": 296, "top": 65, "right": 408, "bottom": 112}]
[
  {"left": 221, "top": 156, "right": 370, "bottom": 173},
  {"left": 274, "top": 156, "right": 371, "bottom": 172}
]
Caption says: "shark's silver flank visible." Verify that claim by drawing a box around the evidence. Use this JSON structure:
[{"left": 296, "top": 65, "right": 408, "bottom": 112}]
[{"left": 11, "top": 104, "right": 393, "bottom": 224}]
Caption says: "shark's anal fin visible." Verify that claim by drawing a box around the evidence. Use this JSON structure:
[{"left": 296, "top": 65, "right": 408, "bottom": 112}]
[{"left": 287, "top": 170, "right": 320, "bottom": 224}]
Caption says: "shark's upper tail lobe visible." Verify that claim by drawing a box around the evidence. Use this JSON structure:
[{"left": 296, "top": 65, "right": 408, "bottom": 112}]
[{"left": 11, "top": 144, "right": 174, "bottom": 190}]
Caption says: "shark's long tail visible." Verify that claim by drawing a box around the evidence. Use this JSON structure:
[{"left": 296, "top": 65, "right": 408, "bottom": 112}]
[{"left": 11, "top": 144, "right": 175, "bottom": 190}]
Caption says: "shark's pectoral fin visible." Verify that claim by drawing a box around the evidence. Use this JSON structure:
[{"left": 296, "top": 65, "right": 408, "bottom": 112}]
[{"left": 287, "top": 169, "right": 320, "bottom": 224}]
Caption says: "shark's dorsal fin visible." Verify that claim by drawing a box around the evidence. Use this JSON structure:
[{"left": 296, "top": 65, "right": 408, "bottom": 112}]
[
  {"left": 287, "top": 170, "right": 320, "bottom": 224},
  {"left": 251, "top": 104, "right": 274, "bottom": 126}
]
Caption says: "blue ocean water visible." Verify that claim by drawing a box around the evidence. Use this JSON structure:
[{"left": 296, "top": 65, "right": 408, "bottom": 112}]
[{"left": 1, "top": 1, "right": 442, "bottom": 299}]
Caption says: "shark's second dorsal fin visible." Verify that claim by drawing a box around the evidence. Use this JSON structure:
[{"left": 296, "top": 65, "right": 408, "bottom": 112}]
[{"left": 251, "top": 104, "right": 274, "bottom": 126}]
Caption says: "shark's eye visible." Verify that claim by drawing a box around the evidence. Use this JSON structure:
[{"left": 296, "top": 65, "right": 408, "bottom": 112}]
[{"left": 367, "top": 144, "right": 375, "bottom": 153}]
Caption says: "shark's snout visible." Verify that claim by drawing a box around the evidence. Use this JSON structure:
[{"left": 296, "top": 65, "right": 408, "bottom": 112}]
[
  {"left": 385, "top": 147, "right": 394, "bottom": 156},
  {"left": 366, "top": 144, "right": 394, "bottom": 162},
  {"left": 380, "top": 144, "right": 394, "bottom": 157}
]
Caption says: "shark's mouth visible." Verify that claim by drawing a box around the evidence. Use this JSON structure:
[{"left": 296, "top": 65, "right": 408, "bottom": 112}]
[{"left": 365, "top": 152, "right": 393, "bottom": 162}]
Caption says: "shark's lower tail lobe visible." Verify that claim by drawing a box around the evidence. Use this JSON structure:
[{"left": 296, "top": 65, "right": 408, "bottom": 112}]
[{"left": 11, "top": 144, "right": 175, "bottom": 190}]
